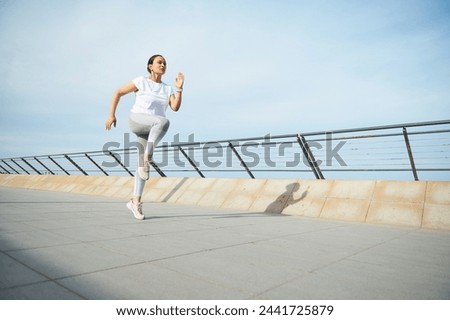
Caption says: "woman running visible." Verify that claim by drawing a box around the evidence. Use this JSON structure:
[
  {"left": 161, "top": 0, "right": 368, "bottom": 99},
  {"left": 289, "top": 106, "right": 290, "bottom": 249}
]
[{"left": 105, "top": 54, "right": 184, "bottom": 220}]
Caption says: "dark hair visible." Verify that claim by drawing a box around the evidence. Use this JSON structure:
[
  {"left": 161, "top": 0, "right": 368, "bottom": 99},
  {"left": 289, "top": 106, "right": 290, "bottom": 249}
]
[{"left": 147, "top": 54, "right": 164, "bottom": 74}]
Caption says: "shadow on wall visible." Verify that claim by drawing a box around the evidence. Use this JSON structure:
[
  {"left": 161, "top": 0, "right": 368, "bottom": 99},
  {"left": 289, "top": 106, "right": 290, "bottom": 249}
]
[
  {"left": 161, "top": 177, "right": 189, "bottom": 202},
  {"left": 265, "top": 182, "right": 308, "bottom": 214}
]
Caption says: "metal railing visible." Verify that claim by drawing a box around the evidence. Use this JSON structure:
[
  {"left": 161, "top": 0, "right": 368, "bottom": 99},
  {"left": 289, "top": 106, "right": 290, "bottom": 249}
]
[{"left": 1, "top": 120, "right": 449, "bottom": 181}]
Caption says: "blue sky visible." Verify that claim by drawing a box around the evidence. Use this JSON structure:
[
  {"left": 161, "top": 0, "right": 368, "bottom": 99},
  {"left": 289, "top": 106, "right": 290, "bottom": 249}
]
[{"left": 1, "top": 0, "right": 449, "bottom": 158}]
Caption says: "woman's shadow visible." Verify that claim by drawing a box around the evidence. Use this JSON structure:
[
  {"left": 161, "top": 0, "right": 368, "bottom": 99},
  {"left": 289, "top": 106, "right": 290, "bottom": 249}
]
[{"left": 265, "top": 182, "right": 308, "bottom": 214}]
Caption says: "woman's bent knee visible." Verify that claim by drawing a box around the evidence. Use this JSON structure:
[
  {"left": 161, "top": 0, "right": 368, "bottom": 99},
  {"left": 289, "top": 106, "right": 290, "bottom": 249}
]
[{"left": 157, "top": 117, "right": 170, "bottom": 131}]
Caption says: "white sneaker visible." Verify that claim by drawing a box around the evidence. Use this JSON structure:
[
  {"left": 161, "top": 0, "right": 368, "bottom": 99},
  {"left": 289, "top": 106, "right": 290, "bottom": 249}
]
[
  {"left": 137, "top": 161, "right": 150, "bottom": 180},
  {"left": 126, "top": 200, "right": 145, "bottom": 220}
]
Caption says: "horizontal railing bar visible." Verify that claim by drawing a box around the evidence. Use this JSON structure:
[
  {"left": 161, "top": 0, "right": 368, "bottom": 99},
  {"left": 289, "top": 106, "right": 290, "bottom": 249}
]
[
  {"left": 158, "top": 128, "right": 450, "bottom": 149},
  {"left": 162, "top": 120, "right": 450, "bottom": 148},
  {"left": 304, "top": 129, "right": 450, "bottom": 144},
  {"left": 2, "top": 120, "right": 449, "bottom": 161},
  {"left": 155, "top": 168, "right": 450, "bottom": 173},
  {"left": 301, "top": 119, "right": 450, "bottom": 137}
]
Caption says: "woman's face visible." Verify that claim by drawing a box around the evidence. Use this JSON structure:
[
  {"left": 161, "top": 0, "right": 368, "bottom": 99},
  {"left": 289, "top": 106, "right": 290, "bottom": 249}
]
[{"left": 149, "top": 56, "right": 167, "bottom": 75}]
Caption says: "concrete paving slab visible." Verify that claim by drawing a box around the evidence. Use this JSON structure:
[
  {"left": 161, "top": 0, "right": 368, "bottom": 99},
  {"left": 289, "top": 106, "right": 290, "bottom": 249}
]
[
  {"left": 0, "top": 229, "right": 78, "bottom": 251},
  {"left": 1, "top": 186, "right": 449, "bottom": 300},
  {"left": 8, "top": 242, "right": 143, "bottom": 279},
  {"left": 152, "top": 243, "right": 310, "bottom": 296},
  {"left": 57, "top": 262, "right": 249, "bottom": 300},
  {"left": 255, "top": 257, "right": 449, "bottom": 300},
  {"left": 0, "top": 252, "right": 47, "bottom": 289},
  {"left": 0, "top": 281, "right": 82, "bottom": 300}
]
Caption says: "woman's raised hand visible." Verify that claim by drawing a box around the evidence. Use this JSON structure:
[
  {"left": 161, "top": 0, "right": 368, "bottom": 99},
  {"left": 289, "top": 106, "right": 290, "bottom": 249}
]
[{"left": 175, "top": 72, "right": 184, "bottom": 89}]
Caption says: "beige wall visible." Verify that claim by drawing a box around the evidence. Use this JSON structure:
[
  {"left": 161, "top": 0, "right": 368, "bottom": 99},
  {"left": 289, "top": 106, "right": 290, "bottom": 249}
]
[{"left": 1, "top": 174, "right": 449, "bottom": 230}]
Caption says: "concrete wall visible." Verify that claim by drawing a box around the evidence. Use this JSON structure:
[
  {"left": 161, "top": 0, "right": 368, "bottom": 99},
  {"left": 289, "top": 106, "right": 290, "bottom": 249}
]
[{"left": 0, "top": 174, "right": 449, "bottom": 230}]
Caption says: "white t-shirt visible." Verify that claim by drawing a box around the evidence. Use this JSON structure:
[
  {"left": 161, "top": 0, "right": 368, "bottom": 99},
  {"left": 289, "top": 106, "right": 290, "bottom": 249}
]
[{"left": 130, "top": 76, "right": 174, "bottom": 117}]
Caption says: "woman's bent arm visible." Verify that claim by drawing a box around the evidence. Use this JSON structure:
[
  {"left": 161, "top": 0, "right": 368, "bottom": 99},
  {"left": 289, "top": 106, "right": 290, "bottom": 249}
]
[{"left": 105, "top": 81, "right": 137, "bottom": 130}]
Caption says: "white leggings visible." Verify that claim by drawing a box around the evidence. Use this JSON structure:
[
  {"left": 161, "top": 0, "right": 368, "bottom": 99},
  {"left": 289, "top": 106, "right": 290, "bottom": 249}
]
[{"left": 128, "top": 112, "right": 170, "bottom": 197}]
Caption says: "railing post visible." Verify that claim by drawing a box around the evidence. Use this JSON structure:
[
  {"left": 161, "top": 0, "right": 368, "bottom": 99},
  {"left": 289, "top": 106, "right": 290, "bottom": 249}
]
[
  {"left": 21, "top": 158, "right": 41, "bottom": 175},
  {"left": 228, "top": 142, "right": 255, "bottom": 179},
  {"left": 149, "top": 160, "right": 167, "bottom": 177},
  {"left": 0, "top": 163, "right": 10, "bottom": 174},
  {"left": 296, "top": 134, "right": 324, "bottom": 179},
  {"left": 48, "top": 156, "right": 70, "bottom": 175},
  {"left": 402, "top": 127, "right": 419, "bottom": 181},
  {"left": 84, "top": 153, "right": 108, "bottom": 176},
  {"left": 2, "top": 160, "right": 19, "bottom": 174},
  {"left": 34, "top": 157, "right": 54, "bottom": 175},
  {"left": 150, "top": 145, "right": 168, "bottom": 177},
  {"left": 64, "top": 155, "right": 88, "bottom": 175},
  {"left": 11, "top": 159, "right": 30, "bottom": 174},
  {"left": 178, "top": 146, "right": 205, "bottom": 178},
  {"left": 108, "top": 151, "right": 134, "bottom": 177}
]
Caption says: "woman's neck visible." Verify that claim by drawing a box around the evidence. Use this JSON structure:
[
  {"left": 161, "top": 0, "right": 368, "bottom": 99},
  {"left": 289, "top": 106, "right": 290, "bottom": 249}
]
[{"left": 149, "top": 74, "right": 162, "bottom": 83}]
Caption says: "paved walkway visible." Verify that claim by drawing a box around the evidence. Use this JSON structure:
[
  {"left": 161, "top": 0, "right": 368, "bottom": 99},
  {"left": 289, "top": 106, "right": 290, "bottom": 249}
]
[{"left": 0, "top": 186, "right": 449, "bottom": 300}]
